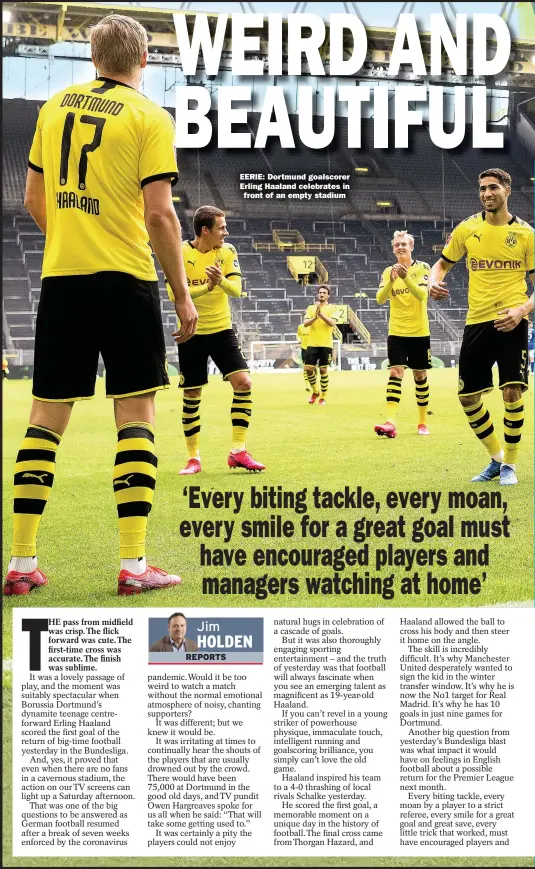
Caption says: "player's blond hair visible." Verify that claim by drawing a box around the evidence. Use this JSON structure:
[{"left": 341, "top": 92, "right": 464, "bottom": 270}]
[
  {"left": 90, "top": 15, "right": 148, "bottom": 76},
  {"left": 392, "top": 230, "right": 414, "bottom": 248}
]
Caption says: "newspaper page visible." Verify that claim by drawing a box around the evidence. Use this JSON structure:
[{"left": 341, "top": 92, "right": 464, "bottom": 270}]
[{"left": 2, "top": 2, "right": 535, "bottom": 868}]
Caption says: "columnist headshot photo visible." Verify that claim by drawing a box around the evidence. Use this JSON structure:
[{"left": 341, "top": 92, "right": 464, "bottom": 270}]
[{"left": 149, "top": 612, "right": 198, "bottom": 653}]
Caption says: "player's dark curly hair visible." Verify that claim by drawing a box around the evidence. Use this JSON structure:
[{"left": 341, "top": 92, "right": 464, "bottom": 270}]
[
  {"left": 479, "top": 168, "right": 512, "bottom": 187},
  {"left": 193, "top": 205, "right": 225, "bottom": 236},
  {"left": 316, "top": 284, "right": 330, "bottom": 295}
]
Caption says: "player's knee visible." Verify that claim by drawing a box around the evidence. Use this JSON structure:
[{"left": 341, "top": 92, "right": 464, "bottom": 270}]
[
  {"left": 30, "top": 399, "right": 74, "bottom": 437},
  {"left": 503, "top": 385, "right": 522, "bottom": 403},
  {"left": 115, "top": 393, "right": 156, "bottom": 428},
  {"left": 184, "top": 388, "right": 202, "bottom": 399},
  {"left": 390, "top": 366, "right": 404, "bottom": 379},
  {"left": 459, "top": 393, "right": 479, "bottom": 408},
  {"left": 319, "top": 366, "right": 328, "bottom": 374},
  {"left": 413, "top": 370, "right": 426, "bottom": 382},
  {"left": 232, "top": 373, "right": 251, "bottom": 391}
]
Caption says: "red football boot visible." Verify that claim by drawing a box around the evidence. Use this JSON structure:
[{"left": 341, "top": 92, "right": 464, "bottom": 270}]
[
  {"left": 228, "top": 450, "right": 266, "bottom": 472},
  {"left": 118, "top": 566, "right": 182, "bottom": 596},
  {"left": 179, "top": 458, "right": 201, "bottom": 475},
  {"left": 3, "top": 567, "right": 48, "bottom": 596},
  {"left": 374, "top": 421, "right": 397, "bottom": 439}
]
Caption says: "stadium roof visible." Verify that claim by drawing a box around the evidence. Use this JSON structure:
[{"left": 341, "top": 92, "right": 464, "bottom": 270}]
[{"left": 3, "top": 1, "right": 535, "bottom": 88}]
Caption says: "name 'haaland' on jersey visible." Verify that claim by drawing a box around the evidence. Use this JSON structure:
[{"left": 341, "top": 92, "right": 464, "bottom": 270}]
[{"left": 56, "top": 191, "right": 100, "bottom": 214}]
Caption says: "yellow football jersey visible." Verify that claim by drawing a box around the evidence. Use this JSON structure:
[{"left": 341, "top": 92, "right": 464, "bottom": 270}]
[
  {"left": 296, "top": 323, "right": 310, "bottom": 350},
  {"left": 305, "top": 304, "right": 337, "bottom": 348},
  {"left": 378, "top": 261, "right": 430, "bottom": 338},
  {"left": 167, "top": 242, "right": 242, "bottom": 335},
  {"left": 441, "top": 213, "right": 534, "bottom": 325},
  {"left": 29, "top": 77, "right": 178, "bottom": 281}
]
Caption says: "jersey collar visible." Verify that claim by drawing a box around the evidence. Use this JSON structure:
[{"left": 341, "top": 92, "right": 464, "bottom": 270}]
[
  {"left": 95, "top": 76, "right": 136, "bottom": 90},
  {"left": 480, "top": 211, "right": 516, "bottom": 225},
  {"left": 189, "top": 240, "right": 220, "bottom": 254}
]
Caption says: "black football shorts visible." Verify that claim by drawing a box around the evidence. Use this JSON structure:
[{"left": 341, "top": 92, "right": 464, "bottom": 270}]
[
  {"left": 458, "top": 319, "right": 529, "bottom": 396},
  {"left": 387, "top": 335, "right": 432, "bottom": 370},
  {"left": 305, "top": 346, "right": 332, "bottom": 367},
  {"left": 177, "top": 329, "right": 248, "bottom": 389},
  {"left": 33, "top": 272, "right": 169, "bottom": 401}
]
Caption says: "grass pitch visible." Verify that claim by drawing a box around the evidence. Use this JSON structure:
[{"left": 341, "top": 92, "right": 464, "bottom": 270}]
[
  {"left": 2, "top": 370, "right": 533, "bottom": 867},
  {"left": 2, "top": 370, "right": 533, "bottom": 626}
]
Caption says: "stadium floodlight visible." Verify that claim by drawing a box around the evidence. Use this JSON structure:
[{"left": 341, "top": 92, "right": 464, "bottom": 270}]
[
  {"left": 3, "top": 9, "right": 12, "bottom": 23},
  {"left": 354, "top": 167, "right": 369, "bottom": 173},
  {"left": 376, "top": 200, "right": 391, "bottom": 207}
]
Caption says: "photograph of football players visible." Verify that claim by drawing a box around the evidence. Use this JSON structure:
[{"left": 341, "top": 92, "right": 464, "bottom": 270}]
[
  {"left": 167, "top": 206, "right": 265, "bottom": 474},
  {"left": 303, "top": 285, "right": 337, "bottom": 406},
  {"left": 4, "top": 14, "right": 198, "bottom": 597},
  {"left": 430, "top": 168, "right": 534, "bottom": 485},
  {"left": 374, "top": 231, "right": 432, "bottom": 439},
  {"left": 296, "top": 322, "right": 311, "bottom": 391}
]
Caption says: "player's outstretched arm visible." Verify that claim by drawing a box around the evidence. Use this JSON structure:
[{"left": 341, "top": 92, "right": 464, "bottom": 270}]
[
  {"left": 429, "top": 258, "right": 452, "bottom": 300},
  {"left": 143, "top": 180, "right": 197, "bottom": 343},
  {"left": 24, "top": 168, "right": 46, "bottom": 234}
]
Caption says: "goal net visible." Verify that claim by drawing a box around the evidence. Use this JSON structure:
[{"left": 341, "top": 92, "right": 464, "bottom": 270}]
[{"left": 249, "top": 340, "right": 342, "bottom": 372}]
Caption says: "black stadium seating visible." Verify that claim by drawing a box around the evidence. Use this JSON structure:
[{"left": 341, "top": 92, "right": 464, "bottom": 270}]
[{"left": 3, "top": 98, "right": 533, "bottom": 354}]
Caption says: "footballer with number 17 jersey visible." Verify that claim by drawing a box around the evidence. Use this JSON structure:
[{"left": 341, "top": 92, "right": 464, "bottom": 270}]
[
  {"left": 5, "top": 13, "right": 194, "bottom": 598},
  {"left": 30, "top": 78, "right": 178, "bottom": 282}
]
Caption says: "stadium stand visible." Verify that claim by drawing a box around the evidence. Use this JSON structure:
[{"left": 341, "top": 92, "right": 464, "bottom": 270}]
[{"left": 3, "top": 99, "right": 533, "bottom": 358}]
